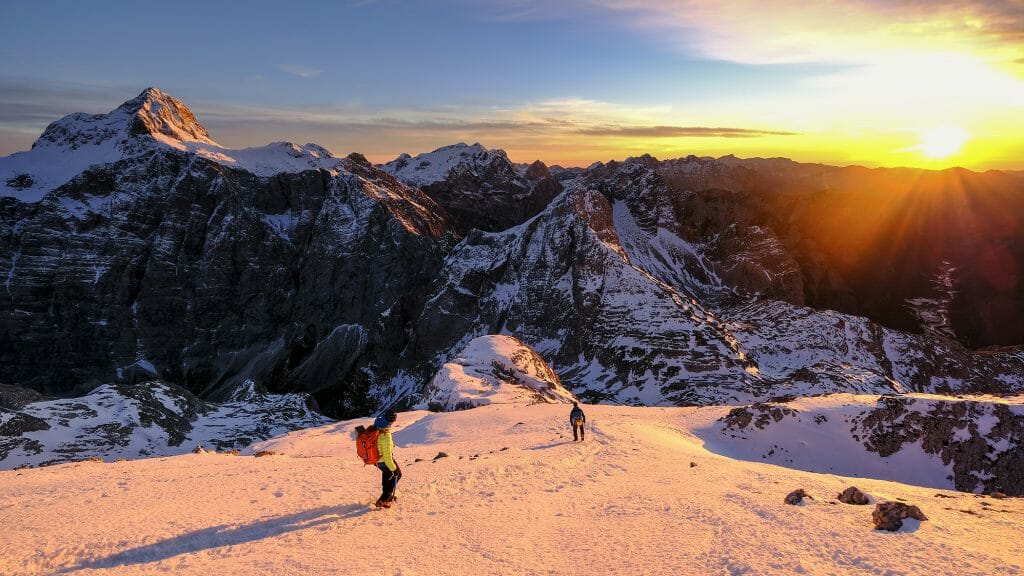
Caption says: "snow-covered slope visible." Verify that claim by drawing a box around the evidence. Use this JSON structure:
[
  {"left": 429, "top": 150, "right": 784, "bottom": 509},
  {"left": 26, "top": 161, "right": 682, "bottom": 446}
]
[
  {"left": 416, "top": 334, "right": 577, "bottom": 411},
  {"left": 1, "top": 402, "right": 1020, "bottom": 575},
  {"left": 0, "top": 380, "right": 329, "bottom": 469},
  {"left": 698, "top": 393, "right": 1024, "bottom": 494},
  {"left": 0, "top": 87, "right": 342, "bottom": 202},
  {"left": 380, "top": 142, "right": 511, "bottom": 188}
]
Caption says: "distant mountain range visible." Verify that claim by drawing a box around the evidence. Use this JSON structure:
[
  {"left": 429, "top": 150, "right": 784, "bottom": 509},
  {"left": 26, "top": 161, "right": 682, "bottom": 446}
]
[{"left": 2, "top": 88, "right": 1022, "bottom": 423}]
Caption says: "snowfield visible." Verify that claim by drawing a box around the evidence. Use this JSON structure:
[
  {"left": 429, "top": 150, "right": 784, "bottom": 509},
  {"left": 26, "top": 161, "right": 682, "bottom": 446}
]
[{"left": 2, "top": 402, "right": 1021, "bottom": 576}]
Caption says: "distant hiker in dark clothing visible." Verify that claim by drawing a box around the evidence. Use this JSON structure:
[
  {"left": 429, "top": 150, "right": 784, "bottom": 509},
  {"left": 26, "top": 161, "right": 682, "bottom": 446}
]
[
  {"left": 569, "top": 402, "right": 586, "bottom": 442},
  {"left": 375, "top": 410, "right": 401, "bottom": 508}
]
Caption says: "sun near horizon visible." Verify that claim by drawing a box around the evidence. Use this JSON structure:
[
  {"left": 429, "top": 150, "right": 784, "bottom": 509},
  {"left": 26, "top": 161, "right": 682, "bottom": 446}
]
[
  {"left": 2, "top": 2, "right": 1024, "bottom": 172},
  {"left": 918, "top": 126, "right": 971, "bottom": 161}
]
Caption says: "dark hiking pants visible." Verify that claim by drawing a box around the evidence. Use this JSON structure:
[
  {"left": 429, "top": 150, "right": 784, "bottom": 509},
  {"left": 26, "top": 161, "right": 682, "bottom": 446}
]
[
  {"left": 378, "top": 463, "right": 400, "bottom": 502},
  {"left": 573, "top": 423, "right": 584, "bottom": 441}
]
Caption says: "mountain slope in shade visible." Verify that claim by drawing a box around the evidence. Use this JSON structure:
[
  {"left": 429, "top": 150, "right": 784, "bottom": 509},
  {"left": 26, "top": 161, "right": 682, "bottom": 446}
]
[
  {"left": 0, "top": 89, "right": 455, "bottom": 417},
  {"left": 0, "top": 380, "right": 329, "bottom": 469},
  {"left": 656, "top": 155, "right": 1024, "bottom": 347},
  {"left": 408, "top": 161, "right": 1024, "bottom": 407},
  {"left": 416, "top": 334, "right": 577, "bottom": 411},
  {"left": 701, "top": 393, "right": 1024, "bottom": 495},
  {"left": 381, "top": 142, "right": 562, "bottom": 233},
  {"left": 2, "top": 402, "right": 1022, "bottom": 575}
]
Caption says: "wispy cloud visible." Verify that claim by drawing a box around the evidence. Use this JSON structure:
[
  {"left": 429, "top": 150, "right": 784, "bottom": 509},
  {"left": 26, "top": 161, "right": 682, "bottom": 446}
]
[
  {"left": 577, "top": 125, "right": 798, "bottom": 138},
  {"left": 276, "top": 64, "right": 322, "bottom": 78},
  {"left": 472, "top": 0, "right": 1024, "bottom": 65},
  {"left": 0, "top": 82, "right": 801, "bottom": 162}
]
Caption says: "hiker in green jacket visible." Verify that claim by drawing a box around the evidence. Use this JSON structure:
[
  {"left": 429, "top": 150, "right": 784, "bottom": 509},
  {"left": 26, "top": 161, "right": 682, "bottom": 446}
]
[{"left": 374, "top": 410, "right": 402, "bottom": 508}]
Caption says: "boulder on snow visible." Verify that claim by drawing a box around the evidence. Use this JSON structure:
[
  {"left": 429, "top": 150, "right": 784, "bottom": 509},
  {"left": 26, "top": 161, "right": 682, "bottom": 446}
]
[
  {"left": 838, "top": 486, "right": 870, "bottom": 505},
  {"left": 785, "top": 489, "right": 810, "bottom": 505},
  {"left": 872, "top": 501, "right": 928, "bottom": 531},
  {"left": 416, "top": 335, "right": 576, "bottom": 412}
]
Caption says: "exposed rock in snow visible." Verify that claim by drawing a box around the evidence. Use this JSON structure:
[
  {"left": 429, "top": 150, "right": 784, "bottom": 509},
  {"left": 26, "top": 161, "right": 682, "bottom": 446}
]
[
  {"left": 0, "top": 380, "right": 330, "bottom": 469},
  {"left": 381, "top": 142, "right": 561, "bottom": 233},
  {"left": 416, "top": 335, "right": 576, "bottom": 411},
  {"left": 784, "top": 488, "right": 809, "bottom": 504},
  {"left": 380, "top": 142, "right": 510, "bottom": 188},
  {"left": 872, "top": 501, "right": 928, "bottom": 531},
  {"left": 705, "top": 393, "right": 1024, "bottom": 496},
  {"left": 838, "top": 486, "right": 871, "bottom": 505}
]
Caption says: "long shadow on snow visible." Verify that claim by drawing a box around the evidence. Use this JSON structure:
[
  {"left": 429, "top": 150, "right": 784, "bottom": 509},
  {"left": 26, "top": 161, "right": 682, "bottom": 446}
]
[
  {"left": 55, "top": 504, "right": 368, "bottom": 573},
  {"left": 531, "top": 441, "right": 576, "bottom": 450}
]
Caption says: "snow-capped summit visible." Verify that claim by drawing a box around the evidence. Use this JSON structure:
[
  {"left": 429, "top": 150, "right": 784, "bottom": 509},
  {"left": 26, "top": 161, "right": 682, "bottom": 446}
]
[
  {"left": 379, "top": 142, "right": 561, "bottom": 233},
  {"left": 1, "top": 88, "right": 344, "bottom": 202},
  {"left": 32, "top": 87, "right": 216, "bottom": 152},
  {"left": 380, "top": 142, "right": 512, "bottom": 188}
]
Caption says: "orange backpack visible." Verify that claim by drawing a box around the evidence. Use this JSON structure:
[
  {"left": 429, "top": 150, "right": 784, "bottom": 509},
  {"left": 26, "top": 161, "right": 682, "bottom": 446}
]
[{"left": 355, "top": 425, "right": 380, "bottom": 465}]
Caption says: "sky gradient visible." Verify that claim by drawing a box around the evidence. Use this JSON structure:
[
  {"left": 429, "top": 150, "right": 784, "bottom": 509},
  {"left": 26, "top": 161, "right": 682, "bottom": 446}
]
[{"left": 2, "top": 0, "right": 1023, "bottom": 169}]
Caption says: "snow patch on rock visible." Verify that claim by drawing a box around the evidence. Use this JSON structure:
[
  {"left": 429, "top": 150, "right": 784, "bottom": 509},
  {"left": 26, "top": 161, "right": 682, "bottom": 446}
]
[
  {"left": 417, "top": 335, "right": 577, "bottom": 411},
  {"left": 380, "top": 142, "right": 510, "bottom": 187}
]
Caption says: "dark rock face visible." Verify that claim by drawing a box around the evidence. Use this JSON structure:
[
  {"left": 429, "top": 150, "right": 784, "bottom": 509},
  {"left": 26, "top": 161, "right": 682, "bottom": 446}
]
[
  {"left": 872, "top": 501, "right": 928, "bottom": 531},
  {"left": 381, "top": 143, "right": 562, "bottom": 234},
  {"left": 659, "top": 156, "right": 1024, "bottom": 348},
  {"left": 0, "top": 412, "right": 50, "bottom": 436},
  {"left": 0, "top": 383, "right": 49, "bottom": 409},
  {"left": 2, "top": 91, "right": 456, "bottom": 418},
  {"left": 412, "top": 157, "right": 1024, "bottom": 406},
  {"left": 2, "top": 153, "right": 453, "bottom": 415}
]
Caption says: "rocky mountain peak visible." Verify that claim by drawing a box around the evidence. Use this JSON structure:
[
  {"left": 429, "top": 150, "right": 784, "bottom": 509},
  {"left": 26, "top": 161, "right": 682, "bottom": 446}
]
[
  {"left": 525, "top": 160, "right": 550, "bottom": 180},
  {"left": 33, "top": 87, "right": 215, "bottom": 152},
  {"left": 380, "top": 142, "right": 513, "bottom": 188},
  {"left": 116, "top": 87, "right": 215, "bottom": 144}
]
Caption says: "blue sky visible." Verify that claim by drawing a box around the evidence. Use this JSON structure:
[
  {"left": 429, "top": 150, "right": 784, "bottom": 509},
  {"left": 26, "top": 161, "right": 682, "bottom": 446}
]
[{"left": 2, "top": 1, "right": 1023, "bottom": 168}]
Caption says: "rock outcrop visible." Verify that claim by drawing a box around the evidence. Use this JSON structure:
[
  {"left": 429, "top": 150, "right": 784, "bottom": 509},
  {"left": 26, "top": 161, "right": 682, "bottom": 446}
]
[
  {"left": 381, "top": 143, "right": 562, "bottom": 233},
  {"left": 417, "top": 335, "right": 576, "bottom": 411},
  {"left": 838, "top": 486, "right": 870, "bottom": 505},
  {"left": 0, "top": 379, "right": 329, "bottom": 469},
  {"left": 711, "top": 394, "right": 1024, "bottom": 496},
  {"left": 872, "top": 501, "right": 928, "bottom": 531}
]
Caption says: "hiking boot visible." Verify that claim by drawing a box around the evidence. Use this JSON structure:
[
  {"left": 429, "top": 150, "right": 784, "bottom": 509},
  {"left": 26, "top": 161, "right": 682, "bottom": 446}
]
[{"left": 375, "top": 499, "right": 392, "bottom": 508}]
